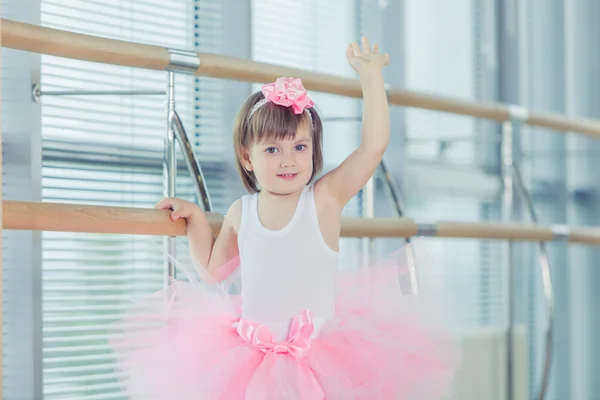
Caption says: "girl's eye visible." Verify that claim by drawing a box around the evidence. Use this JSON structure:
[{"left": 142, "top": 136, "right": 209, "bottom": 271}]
[
  {"left": 295, "top": 144, "right": 307, "bottom": 151},
  {"left": 266, "top": 147, "right": 278, "bottom": 154}
]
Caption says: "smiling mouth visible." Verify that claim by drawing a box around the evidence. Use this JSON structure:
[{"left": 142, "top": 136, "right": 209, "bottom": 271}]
[{"left": 277, "top": 173, "right": 298, "bottom": 180}]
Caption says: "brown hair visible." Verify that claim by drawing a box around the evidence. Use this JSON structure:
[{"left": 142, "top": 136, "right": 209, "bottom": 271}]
[{"left": 233, "top": 91, "right": 324, "bottom": 193}]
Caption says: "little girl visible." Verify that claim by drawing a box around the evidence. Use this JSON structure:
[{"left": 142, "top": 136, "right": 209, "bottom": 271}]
[{"left": 110, "top": 38, "right": 460, "bottom": 399}]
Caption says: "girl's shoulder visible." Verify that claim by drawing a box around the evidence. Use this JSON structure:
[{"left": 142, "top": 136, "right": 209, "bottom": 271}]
[{"left": 224, "top": 198, "right": 243, "bottom": 234}]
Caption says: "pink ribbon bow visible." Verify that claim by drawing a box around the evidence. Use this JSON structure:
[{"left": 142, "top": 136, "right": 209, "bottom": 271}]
[
  {"left": 261, "top": 77, "right": 315, "bottom": 114},
  {"left": 237, "top": 310, "right": 314, "bottom": 359}
]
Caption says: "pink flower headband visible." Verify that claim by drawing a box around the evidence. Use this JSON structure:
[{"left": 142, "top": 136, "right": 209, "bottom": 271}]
[{"left": 249, "top": 77, "right": 314, "bottom": 120}]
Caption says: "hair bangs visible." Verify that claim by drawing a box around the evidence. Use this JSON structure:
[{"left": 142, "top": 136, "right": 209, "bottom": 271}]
[{"left": 249, "top": 102, "right": 312, "bottom": 144}]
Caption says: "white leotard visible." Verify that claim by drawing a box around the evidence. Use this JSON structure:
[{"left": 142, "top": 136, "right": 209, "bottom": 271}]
[{"left": 238, "top": 185, "right": 339, "bottom": 342}]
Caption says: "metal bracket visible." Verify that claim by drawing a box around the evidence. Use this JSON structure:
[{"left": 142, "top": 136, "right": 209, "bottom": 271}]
[
  {"left": 416, "top": 223, "right": 438, "bottom": 237},
  {"left": 32, "top": 83, "right": 41, "bottom": 103},
  {"left": 550, "top": 224, "right": 571, "bottom": 241},
  {"left": 167, "top": 48, "right": 201, "bottom": 75},
  {"left": 508, "top": 104, "right": 530, "bottom": 125}
]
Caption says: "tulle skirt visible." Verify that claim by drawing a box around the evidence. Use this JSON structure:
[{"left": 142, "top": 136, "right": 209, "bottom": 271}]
[{"left": 109, "top": 244, "right": 461, "bottom": 399}]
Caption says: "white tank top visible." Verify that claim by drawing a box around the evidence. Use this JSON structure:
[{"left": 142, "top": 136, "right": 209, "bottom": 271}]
[{"left": 237, "top": 185, "right": 339, "bottom": 342}]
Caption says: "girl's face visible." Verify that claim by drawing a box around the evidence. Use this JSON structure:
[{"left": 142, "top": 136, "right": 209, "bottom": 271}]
[{"left": 241, "top": 124, "right": 313, "bottom": 195}]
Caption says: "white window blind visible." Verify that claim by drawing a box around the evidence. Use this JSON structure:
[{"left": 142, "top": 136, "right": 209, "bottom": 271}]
[
  {"left": 403, "top": 0, "right": 507, "bottom": 328},
  {"left": 39, "top": 1, "right": 225, "bottom": 398}
]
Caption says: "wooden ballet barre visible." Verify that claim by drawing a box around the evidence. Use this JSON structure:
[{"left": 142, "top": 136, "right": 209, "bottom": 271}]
[
  {"left": 5, "top": 200, "right": 600, "bottom": 245},
  {"left": 3, "top": 19, "right": 600, "bottom": 137},
  {"left": 1, "top": 19, "right": 169, "bottom": 70}
]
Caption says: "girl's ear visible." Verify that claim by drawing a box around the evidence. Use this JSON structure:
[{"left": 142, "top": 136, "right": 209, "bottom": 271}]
[{"left": 241, "top": 149, "right": 253, "bottom": 171}]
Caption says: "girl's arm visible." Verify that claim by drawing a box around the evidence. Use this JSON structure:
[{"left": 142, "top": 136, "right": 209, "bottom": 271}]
[
  {"left": 155, "top": 198, "right": 240, "bottom": 276},
  {"left": 205, "top": 200, "right": 240, "bottom": 275},
  {"left": 317, "top": 37, "right": 390, "bottom": 208}
]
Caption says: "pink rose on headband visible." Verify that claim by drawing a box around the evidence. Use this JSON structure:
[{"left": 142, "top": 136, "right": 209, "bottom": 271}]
[{"left": 261, "top": 77, "right": 314, "bottom": 114}]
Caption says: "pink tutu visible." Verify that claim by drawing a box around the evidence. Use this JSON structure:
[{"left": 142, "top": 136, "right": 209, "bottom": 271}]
[{"left": 109, "top": 244, "right": 461, "bottom": 399}]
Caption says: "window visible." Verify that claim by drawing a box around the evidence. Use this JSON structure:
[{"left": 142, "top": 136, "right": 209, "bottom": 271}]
[
  {"left": 403, "top": 0, "right": 506, "bottom": 328},
  {"left": 39, "top": 1, "right": 225, "bottom": 397}
]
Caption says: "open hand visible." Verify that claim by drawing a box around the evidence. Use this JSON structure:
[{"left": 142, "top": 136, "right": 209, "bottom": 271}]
[{"left": 346, "top": 37, "right": 389, "bottom": 79}]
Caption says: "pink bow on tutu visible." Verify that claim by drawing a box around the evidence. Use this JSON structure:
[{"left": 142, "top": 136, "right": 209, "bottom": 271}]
[
  {"left": 261, "top": 77, "right": 314, "bottom": 114},
  {"left": 236, "top": 310, "right": 314, "bottom": 359}
]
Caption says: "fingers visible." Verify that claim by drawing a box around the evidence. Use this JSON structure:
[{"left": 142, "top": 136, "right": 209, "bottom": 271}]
[
  {"left": 170, "top": 209, "right": 183, "bottom": 221},
  {"left": 155, "top": 197, "right": 182, "bottom": 221},
  {"left": 345, "top": 43, "right": 355, "bottom": 62},
  {"left": 351, "top": 41, "right": 361, "bottom": 57},
  {"left": 155, "top": 198, "right": 174, "bottom": 210},
  {"left": 361, "top": 36, "right": 371, "bottom": 54},
  {"left": 350, "top": 37, "right": 372, "bottom": 56},
  {"left": 349, "top": 37, "right": 382, "bottom": 56},
  {"left": 347, "top": 37, "right": 389, "bottom": 68},
  {"left": 155, "top": 198, "right": 201, "bottom": 222}
]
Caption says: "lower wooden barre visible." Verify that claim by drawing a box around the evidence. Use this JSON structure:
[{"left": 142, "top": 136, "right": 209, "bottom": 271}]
[
  {"left": 4, "top": 200, "right": 600, "bottom": 244},
  {"left": 3, "top": 200, "right": 189, "bottom": 236}
]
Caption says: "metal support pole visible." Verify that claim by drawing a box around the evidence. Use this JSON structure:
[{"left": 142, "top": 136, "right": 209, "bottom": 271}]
[
  {"left": 503, "top": 105, "right": 554, "bottom": 400},
  {"left": 501, "top": 118, "right": 516, "bottom": 400},
  {"left": 161, "top": 49, "right": 201, "bottom": 284},
  {"left": 512, "top": 164, "right": 554, "bottom": 400},
  {"left": 170, "top": 110, "right": 212, "bottom": 212},
  {"left": 508, "top": 104, "right": 554, "bottom": 400},
  {"left": 164, "top": 71, "right": 177, "bottom": 282},
  {"left": 379, "top": 159, "right": 418, "bottom": 294}
]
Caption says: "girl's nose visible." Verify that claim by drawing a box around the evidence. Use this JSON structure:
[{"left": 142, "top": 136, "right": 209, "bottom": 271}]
[{"left": 280, "top": 154, "right": 296, "bottom": 168}]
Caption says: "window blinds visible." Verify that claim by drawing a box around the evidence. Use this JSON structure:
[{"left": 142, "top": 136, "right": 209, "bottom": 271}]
[{"left": 39, "top": 1, "right": 225, "bottom": 398}]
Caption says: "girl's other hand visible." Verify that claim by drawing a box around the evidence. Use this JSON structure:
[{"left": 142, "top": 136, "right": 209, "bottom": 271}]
[{"left": 155, "top": 197, "right": 202, "bottom": 222}]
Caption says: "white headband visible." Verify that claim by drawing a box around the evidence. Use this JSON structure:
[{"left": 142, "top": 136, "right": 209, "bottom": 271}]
[{"left": 249, "top": 98, "right": 313, "bottom": 122}]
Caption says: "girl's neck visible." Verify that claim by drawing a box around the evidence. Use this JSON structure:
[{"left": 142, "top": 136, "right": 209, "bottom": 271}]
[
  {"left": 257, "top": 186, "right": 305, "bottom": 204},
  {"left": 255, "top": 186, "right": 307, "bottom": 231}
]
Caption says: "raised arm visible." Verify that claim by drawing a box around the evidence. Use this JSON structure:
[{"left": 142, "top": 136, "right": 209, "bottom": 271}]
[{"left": 317, "top": 37, "right": 390, "bottom": 207}]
